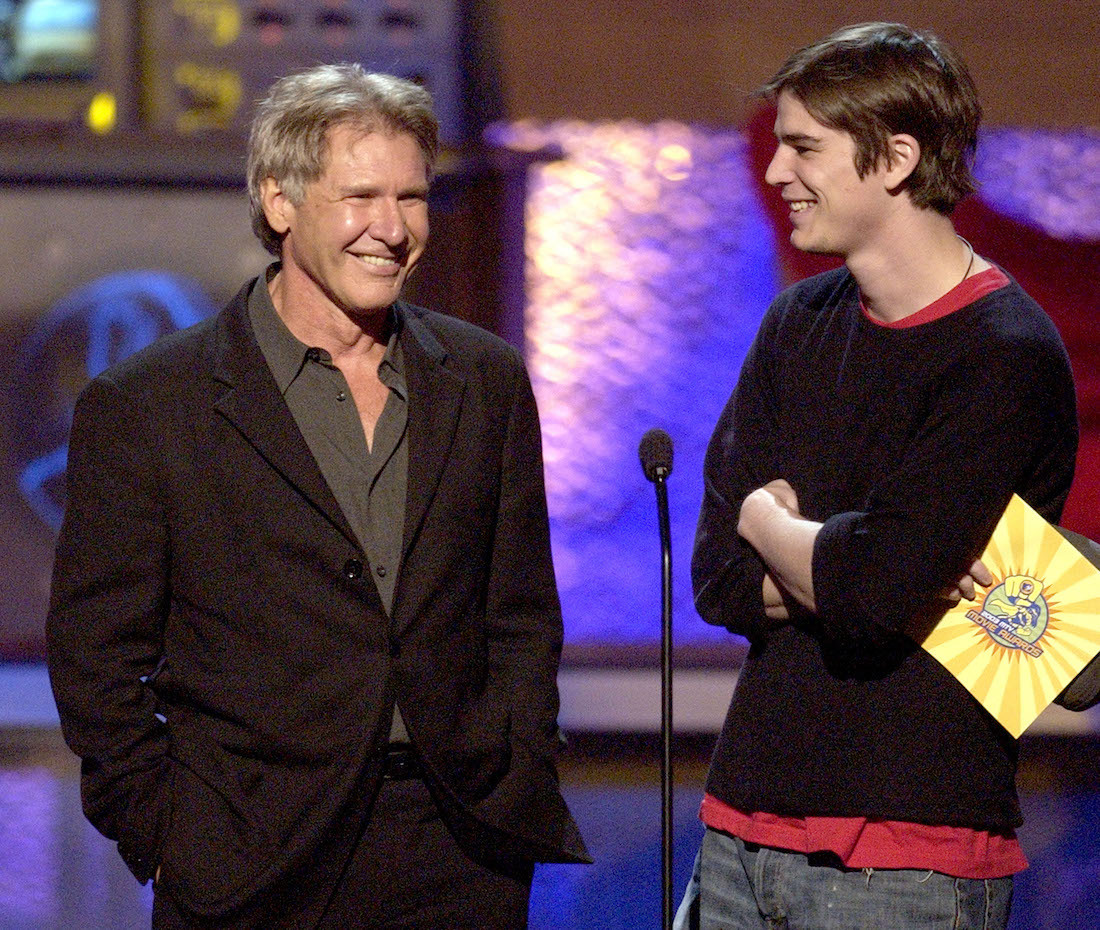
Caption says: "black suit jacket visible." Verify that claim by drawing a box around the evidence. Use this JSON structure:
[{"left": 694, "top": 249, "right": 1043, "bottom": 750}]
[{"left": 46, "top": 281, "right": 588, "bottom": 919}]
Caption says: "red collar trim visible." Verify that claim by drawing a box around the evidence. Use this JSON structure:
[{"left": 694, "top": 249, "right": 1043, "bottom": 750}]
[{"left": 861, "top": 267, "right": 1010, "bottom": 329}]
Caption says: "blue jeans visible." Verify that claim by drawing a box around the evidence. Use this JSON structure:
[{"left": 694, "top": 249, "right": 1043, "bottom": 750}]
[{"left": 674, "top": 829, "right": 1013, "bottom": 930}]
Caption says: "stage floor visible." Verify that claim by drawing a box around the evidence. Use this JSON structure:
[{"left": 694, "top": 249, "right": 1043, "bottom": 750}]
[{"left": 1, "top": 665, "right": 1097, "bottom": 929}]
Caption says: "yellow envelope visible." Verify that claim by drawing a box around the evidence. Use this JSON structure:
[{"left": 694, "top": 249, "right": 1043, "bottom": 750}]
[{"left": 922, "top": 494, "right": 1100, "bottom": 738}]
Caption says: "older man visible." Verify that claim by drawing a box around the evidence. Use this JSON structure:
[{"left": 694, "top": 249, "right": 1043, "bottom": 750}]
[{"left": 47, "top": 64, "right": 587, "bottom": 929}]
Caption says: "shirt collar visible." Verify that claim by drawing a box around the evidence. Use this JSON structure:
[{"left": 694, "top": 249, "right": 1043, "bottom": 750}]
[{"left": 248, "top": 262, "right": 405, "bottom": 396}]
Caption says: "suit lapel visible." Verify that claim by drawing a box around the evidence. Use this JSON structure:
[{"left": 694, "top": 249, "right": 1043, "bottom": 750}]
[
  {"left": 210, "top": 283, "right": 360, "bottom": 549},
  {"left": 398, "top": 303, "right": 466, "bottom": 570}
]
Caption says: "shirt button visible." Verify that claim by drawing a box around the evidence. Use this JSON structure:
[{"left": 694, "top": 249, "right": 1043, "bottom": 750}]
[
  {"left": 336, "top": 391, "right": 347, "bottom": 402},
  {"left": 376, "top": 565, "right": 387, "bottom": 577},
  {"left": 343, "top": 559, "right": 363, "bottom": 580}
]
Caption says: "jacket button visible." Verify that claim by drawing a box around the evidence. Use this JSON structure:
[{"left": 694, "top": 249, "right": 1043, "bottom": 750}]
[
  {"left": 389, "top": 639, "right": 401, "bottom": 658},
  {"left": 343, "top": 559, "right": 363, "bottom": 580}
]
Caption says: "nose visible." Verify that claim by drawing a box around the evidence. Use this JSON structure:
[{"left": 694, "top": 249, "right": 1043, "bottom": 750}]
[
  {"left": 369, "top": 198, "right": 407, "bottom": 247},
  {"left": 764, "top": 145, "right": 791, "bottom": 187}
]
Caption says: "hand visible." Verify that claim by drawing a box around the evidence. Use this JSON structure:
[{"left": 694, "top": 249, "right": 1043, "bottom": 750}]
[
  {"left": 759, "top": 479, "right": 800, "bottom": 515},
  {"left": 739, "top": 478, "right": 820, "bottom": 614},
  {"left": 943, "top": 558, "right": 993, "bottom": 602},
  {"left": 739, "top": 480, "right": 800, "bottom": 540},
  {"left": 762, "top": 571, "right": 790, "bottom": 622}
]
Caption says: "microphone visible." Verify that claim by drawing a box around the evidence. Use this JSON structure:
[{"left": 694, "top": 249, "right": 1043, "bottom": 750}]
[
  {"left": 638, "top": 427, "right": 675, "bottom": 930},
  {"left": 639, "top": 428, "right": 674, "bottom": 482}
]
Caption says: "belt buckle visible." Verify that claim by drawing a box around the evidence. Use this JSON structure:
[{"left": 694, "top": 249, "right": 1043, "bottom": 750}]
[{"left": 382, "top": 746, "right": 420, "bottom": 780}]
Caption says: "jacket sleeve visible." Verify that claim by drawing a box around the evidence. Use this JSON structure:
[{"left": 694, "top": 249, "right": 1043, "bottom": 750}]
[
  {"left": 477, "top": 350, "right": 589, "bottom": 862},
  {"left": 46, "top": 375, "right": 173, "bottom": 884},
  {"left": 691, "top": 314, "right": 788, "bottom": 645},
  {"left": 484, "top": 353, "right": 565, "bottom": 756}
]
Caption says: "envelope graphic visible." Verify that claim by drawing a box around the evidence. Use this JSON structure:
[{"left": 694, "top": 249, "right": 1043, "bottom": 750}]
[{"left": 922, "top": 494, "right": 1100, "bottom": 738}]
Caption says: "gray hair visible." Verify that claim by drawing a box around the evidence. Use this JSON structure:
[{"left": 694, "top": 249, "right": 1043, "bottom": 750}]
[{"left": 246, "top": 63, "right": 439, "bottom": 255}]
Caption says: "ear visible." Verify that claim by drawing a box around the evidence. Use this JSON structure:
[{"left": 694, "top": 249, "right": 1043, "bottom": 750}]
[
  {"left": 883, "top": 133, "right": 920, "bottom": 191},
  {"left": 260, "top": 176, "right": 293, "bottom": 236}
]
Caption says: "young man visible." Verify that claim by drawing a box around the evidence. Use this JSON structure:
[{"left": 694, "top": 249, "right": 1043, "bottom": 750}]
[
  {"left": 47, "top": 64, "right": 587, "bottom": 929},
  {"left": 676, "top": 23, "right": 1078, "bottom": 930}
]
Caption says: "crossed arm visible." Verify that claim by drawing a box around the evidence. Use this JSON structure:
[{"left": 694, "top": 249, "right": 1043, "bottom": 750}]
[{"left": 739, "top": 478, "right": 994, "bottom": 623}]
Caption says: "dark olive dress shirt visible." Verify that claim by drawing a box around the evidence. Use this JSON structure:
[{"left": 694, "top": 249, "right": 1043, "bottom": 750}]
[{"left": 248, "top": 266, "right": 410, "bottom": 741}]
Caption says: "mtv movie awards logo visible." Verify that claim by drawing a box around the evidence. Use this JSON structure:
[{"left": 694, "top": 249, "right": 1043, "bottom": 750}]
[{"left": 966, "top": 574, "right": 1049, "bottom": 658}]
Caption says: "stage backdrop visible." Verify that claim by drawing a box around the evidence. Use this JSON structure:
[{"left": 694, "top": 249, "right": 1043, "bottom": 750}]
[
  {"left": 494, "top": 115, "right": 1100, "bottom": 663},
  {"left": 1, "top": 122, "right": 1097, "bottom": 661}
]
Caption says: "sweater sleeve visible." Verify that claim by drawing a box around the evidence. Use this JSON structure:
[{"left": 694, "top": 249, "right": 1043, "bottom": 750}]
[
  {"left": 812, "top": 310, "right": 1078, "bottom": 651},
  {"left": 692, "top": 312, "right": 785, "bottom": 644}
]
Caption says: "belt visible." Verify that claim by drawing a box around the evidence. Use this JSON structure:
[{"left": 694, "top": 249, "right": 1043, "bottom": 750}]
[{"left": 380, "top": 745, "right": 423, "bottom": 780}]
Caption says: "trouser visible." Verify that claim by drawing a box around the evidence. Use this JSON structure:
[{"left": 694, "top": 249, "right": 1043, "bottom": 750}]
[
  {"left": 153, "top": 755, "right": 533, "bottom": 930},
  {"left": 674, "top": 828, "right": 1013, "bottom": 930}
]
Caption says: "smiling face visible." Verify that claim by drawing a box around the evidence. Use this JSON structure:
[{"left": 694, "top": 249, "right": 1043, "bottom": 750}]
[
  {"left": 262, "top": 124, "right": 429, "bottom": 321},
  {"left": 764, "top": 91, "right": 895, "bottom": 259}
]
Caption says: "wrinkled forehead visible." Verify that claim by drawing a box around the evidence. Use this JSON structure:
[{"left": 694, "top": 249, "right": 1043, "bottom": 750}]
[{"left": 320, "top": 119, "right": 430, "bottom": 176}]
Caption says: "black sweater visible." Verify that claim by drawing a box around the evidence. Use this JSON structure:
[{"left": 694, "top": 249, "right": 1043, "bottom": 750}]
[{"left": 694, "top": 267, "right": 1078, "bottom": 831}]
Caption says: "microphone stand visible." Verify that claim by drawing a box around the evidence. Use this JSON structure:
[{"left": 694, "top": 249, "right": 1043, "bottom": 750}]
[
  {"left": 654, "top": 465, "right": 674, "bottom": 930},
  {"left": 640, "top": 428, "right": 675, "bottom": 930}
]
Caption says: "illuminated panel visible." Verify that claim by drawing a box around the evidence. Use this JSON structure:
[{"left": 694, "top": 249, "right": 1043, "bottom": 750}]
[
  {"left": 976, "top": 128, "right": 1100, "bottom": 240},
  {"left": 0, "top": 0, "right": 136, "bottom": 129},
  {"left": 489, "top": 120, "right": 779, "bottom": 648},
  {"left": 141, "top": 0, "right": 467, "bottom": 144},
  {"left": 11, "top": 272, "right": 217, "bottom": 529}
]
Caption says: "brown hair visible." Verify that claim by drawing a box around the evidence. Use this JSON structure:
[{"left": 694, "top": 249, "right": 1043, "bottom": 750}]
[
  {"left": 247, "top": 63, "right": 439, "bottom": 255},
  {"left": 761, "top": 22, "right": 981, "bottom": 214}
]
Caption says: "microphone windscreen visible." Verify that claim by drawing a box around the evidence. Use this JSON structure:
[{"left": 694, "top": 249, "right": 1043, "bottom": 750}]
[{"left": 639, "top": 428, "right": 674, "bottom": 482}]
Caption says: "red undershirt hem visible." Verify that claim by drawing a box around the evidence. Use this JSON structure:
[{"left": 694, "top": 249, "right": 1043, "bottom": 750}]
[{"left": 700, "top": 795, "right": 1027, "bottom": 879}]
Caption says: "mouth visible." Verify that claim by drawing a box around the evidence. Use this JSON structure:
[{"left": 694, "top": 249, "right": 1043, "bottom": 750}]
[{"left": 353, "top": 253, "right": 403, "bottom": 272}]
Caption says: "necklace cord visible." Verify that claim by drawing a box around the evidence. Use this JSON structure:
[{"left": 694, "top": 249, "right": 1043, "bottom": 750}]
[{"left": 957, "top": 235, "right": 975, "bottom": 284}]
